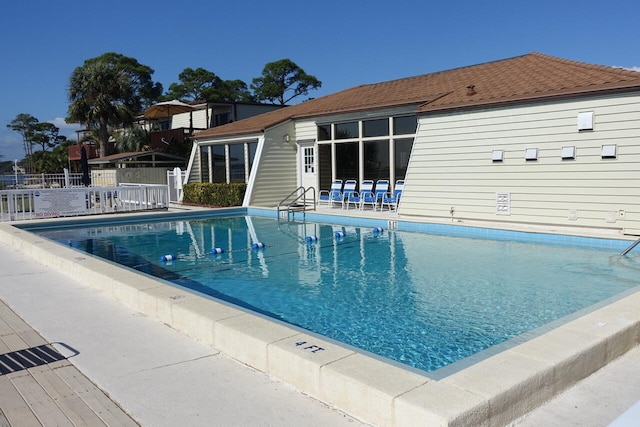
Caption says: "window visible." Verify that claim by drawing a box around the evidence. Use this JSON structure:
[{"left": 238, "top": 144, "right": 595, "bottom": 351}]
[
  {"left": 363, "top": 118, "right": 389, "bottom": 138},
  {"left": 317, "top": 144, "right": 332, "bottom": 193},
  {"left": 364, "top": 140, "right": 389, "bottom": 181},
  {"left": 229, "top": 144, "right": 245, "bottom": 182},
  {"left": 317, "top": 124, "right": 332, "bottom": 141},
  {"left": 248, "top": 142, "right": 258, "bottom": 171},
  {"left": 335, "top": 142, "right": 359, "bottom": 180},
  {"left": 212, "top": 145, "right": 225, "bottom": 182},
  {"left": 393, "top": 116, "right": 417, "bottom": 135},
  {"left": 214, "top": 112, "right": 231, "bottom": 126},
  {"left": 335, "top": 122, "right": 359, "bottom": 139},
  {"left": 206, "top": 140, "right": 258, "bottom": 183},
  {"left": 317, "top": 116, "right": 416, "bottom": 186},
  {"left": 303, "top": 147, "right": 315, "bottom": 173},
  {"left": 394, "top": 138, "right": 413, "bottom": 180}
]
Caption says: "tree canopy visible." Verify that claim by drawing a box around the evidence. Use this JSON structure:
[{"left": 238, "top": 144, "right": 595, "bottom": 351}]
[
  {"left": 7, "top": 113, "right": 38, "bottom": 161},
  {"left": 251, "top": 59, "right": 321, "bottom": 105},
  {"left": 67, "top": 53, "right": 161, "bottom": 158},
  {"left": 163, "top": 67, "right": 253, "bottom": 102},
  {"left": 6, "top": 114, "right": 66, "bottom": 172},
  {"left": 84, "top": 52, "right": 163, "bottom": 110},
  {"left": 4, "top": 53, "right": 322, "bottom": 167}
]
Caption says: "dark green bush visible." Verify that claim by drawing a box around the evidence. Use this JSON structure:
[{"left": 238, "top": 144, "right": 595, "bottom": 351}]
[{"left": 182, "top": 182, "right": 246, "bottom": 207}]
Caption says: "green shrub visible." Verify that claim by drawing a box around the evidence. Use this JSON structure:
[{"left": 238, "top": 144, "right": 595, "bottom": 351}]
[{"left": 182, "top": 182, "right": 246, "bottom": 207}]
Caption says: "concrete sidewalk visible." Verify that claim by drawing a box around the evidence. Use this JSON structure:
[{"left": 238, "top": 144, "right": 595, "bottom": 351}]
[{"left": 0, "top": 240, "right": 365, "bottom": 426}]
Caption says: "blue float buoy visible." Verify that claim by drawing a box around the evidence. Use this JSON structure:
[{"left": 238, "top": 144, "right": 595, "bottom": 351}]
[
  {"left": 334, "top": 231, "right": 345, "bottom": 239},
  {"left": 211, "top": 247, "right": 225, "bottom": 254},
  {"left": 306, "top": 235, "right": 319, "bottom": 242},
  {"left": 373, "top": 227, "right": 384, "bottom": 234},
  {"left": 160, "top": 254, "right": 177, "bottom": 262},
  {"left": 252, "top": 242, "right": 266, "bottom": 249}
]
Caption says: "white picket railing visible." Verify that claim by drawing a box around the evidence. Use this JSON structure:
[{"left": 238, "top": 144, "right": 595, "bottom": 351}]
[
  {"left": 0, "top": 185, "right": 169, "bottom": 222},
  {"left": 0, "top": 173, "right": 85, "bottom": 190}
]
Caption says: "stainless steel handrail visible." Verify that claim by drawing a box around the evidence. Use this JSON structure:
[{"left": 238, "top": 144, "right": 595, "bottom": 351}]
[
  {"left": 621, "top": 237, "right": 640, "bottom": 256},
  {"left": 277, "top": 186, "right": 316, "bottom": 220}
]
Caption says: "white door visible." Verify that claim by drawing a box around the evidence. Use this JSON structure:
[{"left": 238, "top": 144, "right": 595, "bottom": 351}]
[{"left": 299, "top": 142, "right": 317, "bottom": 192}]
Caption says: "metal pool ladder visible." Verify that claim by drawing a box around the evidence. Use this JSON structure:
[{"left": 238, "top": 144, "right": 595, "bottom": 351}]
[
  {"left": 621, "top": 237, "right": 640, "bottom": 256},
  {"left": 277, "top": 186, "right": 316, "bottom": 221}
]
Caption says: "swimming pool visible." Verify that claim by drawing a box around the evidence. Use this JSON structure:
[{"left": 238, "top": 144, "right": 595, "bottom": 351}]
[{"left": 32, "top": 214, "right": 640, "bottom": 373}]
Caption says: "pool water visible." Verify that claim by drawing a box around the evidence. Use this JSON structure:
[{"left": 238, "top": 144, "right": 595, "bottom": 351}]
[{"left": 35, "top": 215, "right": 640, "bottom": 373}]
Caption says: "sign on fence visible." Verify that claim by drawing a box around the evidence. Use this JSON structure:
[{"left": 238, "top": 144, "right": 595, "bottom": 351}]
[{"left": 33, "top": 190, "right": 88, "bottom": 218}]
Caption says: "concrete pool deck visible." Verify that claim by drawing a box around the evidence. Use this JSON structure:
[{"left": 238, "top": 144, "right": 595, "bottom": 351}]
[{"left": 1, "top": 207, "right": 640, "bottom": 426}]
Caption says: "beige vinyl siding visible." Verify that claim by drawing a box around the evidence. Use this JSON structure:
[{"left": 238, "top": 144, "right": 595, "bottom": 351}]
[
  {"left": 294, "top": 120, "right": 318, "bottom": 141},
  {"left": 171, "top": 110, "right": 207, "bottom": 129},
  {"left": 401, "top": 93, "right": 640, "bottom": 232},
  {"left": 247, "top": 122, "right": 297, "bottom": 207},
  {"left": 186, "top": 145, "right": 203, "bottom": 183}
]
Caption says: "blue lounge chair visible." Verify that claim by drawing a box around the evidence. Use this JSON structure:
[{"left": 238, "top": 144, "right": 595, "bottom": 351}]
[
  {"left": 318, "top": 180, "right": 343, "bottom": 208},
  {"left": 361, "top": 179, "right": 389, "bottom": 211},
  {"left": 341, "top": 179, "right": 358, "bottom": 209},
  {"left": 345, "top": 180, "right": 374, "bottom": 210},
  {"left": 382, "top": 180, "right": 404, "bottom": 211}
]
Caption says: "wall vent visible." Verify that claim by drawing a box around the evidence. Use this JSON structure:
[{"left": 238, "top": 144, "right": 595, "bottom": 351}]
[
  {"left": 496, "top": 192, "right": 511, "bottom": 215},
  {"left": 578, "top": 111, "right": 594, "bottom": 131}
]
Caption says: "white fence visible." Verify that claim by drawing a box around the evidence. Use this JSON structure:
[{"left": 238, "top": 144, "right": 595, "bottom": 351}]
[
  {"left": 0, "top": 173, "right": 85, "bottom": 190},
  {"left": 166, "top": 168, "right": 186, "bottom": 203},
  {"left": 0, "top": 185, "right": 169, "bottom": 222}
]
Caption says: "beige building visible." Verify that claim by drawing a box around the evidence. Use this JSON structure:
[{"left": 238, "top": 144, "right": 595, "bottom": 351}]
[{"left": 186, "top": 53, "right": 640, "bottom": 234}]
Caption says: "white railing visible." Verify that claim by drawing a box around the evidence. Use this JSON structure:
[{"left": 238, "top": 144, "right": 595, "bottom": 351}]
[
  {"left": 0, "top": 173, "right": 85, "bottom": 190},
  {"left": 0, "top": 185, "right": 169, "bottom": 222},
  {"left": 166, "top": 168, "right": 186, "bottom": 203}
]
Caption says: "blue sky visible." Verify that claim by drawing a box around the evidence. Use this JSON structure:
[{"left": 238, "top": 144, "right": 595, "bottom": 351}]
[{"left": 1, "top": 0, "right": 638, "bottom": 161}]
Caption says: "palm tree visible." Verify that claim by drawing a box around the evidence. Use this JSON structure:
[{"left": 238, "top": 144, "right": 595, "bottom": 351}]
[
  {"left": 115, "top": 126, "right": 150, "bottom": 153},
  {"left": 67, "top": 61, "right": 136, "bottom": 158}
]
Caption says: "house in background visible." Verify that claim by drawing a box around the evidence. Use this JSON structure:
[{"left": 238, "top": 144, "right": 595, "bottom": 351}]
[
  {"left": 186, "top": 53, "right": 640, "bottom": 235},
  {"left": 145, "top": 100, "right": 285, "bottom": 157}
]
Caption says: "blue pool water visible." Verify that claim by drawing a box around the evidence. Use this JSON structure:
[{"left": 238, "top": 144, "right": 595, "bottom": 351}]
[{"left": 32, "top": 215, "right": 640, "bottom": 373}]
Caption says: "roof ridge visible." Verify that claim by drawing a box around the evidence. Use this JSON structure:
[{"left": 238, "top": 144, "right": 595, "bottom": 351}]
[
  {"left": 529, "top": 52, "right": 640, "bottom": 77},
  {"left": 354, "top": 53, "right": 535, "bottom": 88}
]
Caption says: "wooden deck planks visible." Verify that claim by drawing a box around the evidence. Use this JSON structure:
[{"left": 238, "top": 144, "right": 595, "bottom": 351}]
[{"left": 0, "top": 300, "right": 138, "bottom": 427}]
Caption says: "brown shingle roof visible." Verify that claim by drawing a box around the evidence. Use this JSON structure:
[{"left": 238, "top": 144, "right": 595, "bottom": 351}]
[{"left": 194, "top": 53, "right": 640, "bottom": 139}]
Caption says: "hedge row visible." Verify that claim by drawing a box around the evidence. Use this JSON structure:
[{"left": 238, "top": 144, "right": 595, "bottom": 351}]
[{"left": 182, "top": 182, "right": 246, "bottom": 207}]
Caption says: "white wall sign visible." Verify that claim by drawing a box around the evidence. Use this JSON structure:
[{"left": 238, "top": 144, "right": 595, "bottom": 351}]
[{"left": 33, "top": 190, "right": 87, "bottom": 218}]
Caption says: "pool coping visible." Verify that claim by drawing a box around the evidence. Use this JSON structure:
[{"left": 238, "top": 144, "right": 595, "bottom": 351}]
[{"left": 2, "top": 209, "right": 640, "bottom": 426}]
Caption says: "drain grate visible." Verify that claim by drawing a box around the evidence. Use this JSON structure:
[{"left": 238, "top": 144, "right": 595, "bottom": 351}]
[{"left": 0, "top": 345, "right": 66, "bottom": 375}]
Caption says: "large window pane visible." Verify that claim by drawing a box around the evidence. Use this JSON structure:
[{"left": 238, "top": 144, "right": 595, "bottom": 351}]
[
  {"left": 317, "top": 124, "right": 332, "bottom": 141},
  {"left": 363, "top": 118, "right": 389, "bottom": 138},
  {"left": 335, "top": 142, "right": 358, "bottom": 181},
  {"left": 229, "top": 143, "right": 245, "bottom": 182},
  {"left": 317, "top": 143, "right": 332, "bottom": 192},
  {"left": 394, "top": 138, "right": 413, "bottom": 180},
  {"left": 212, "top": 145, "right": 225, "bottom": 183},
  {"left": 335, "top": 122, "right": 358, "bottom": 139},
  {"left": 248, "top": 142, "right": 257, "bottom": 173},
  {"left": 364, "top": 140, "right": 390, "bottom": 181},
  {"left": 393, "top": 116, "right": 417, "bottom": 135},
  {"left": 199, "top": 147, "right": 210, "bottom": 181}
]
